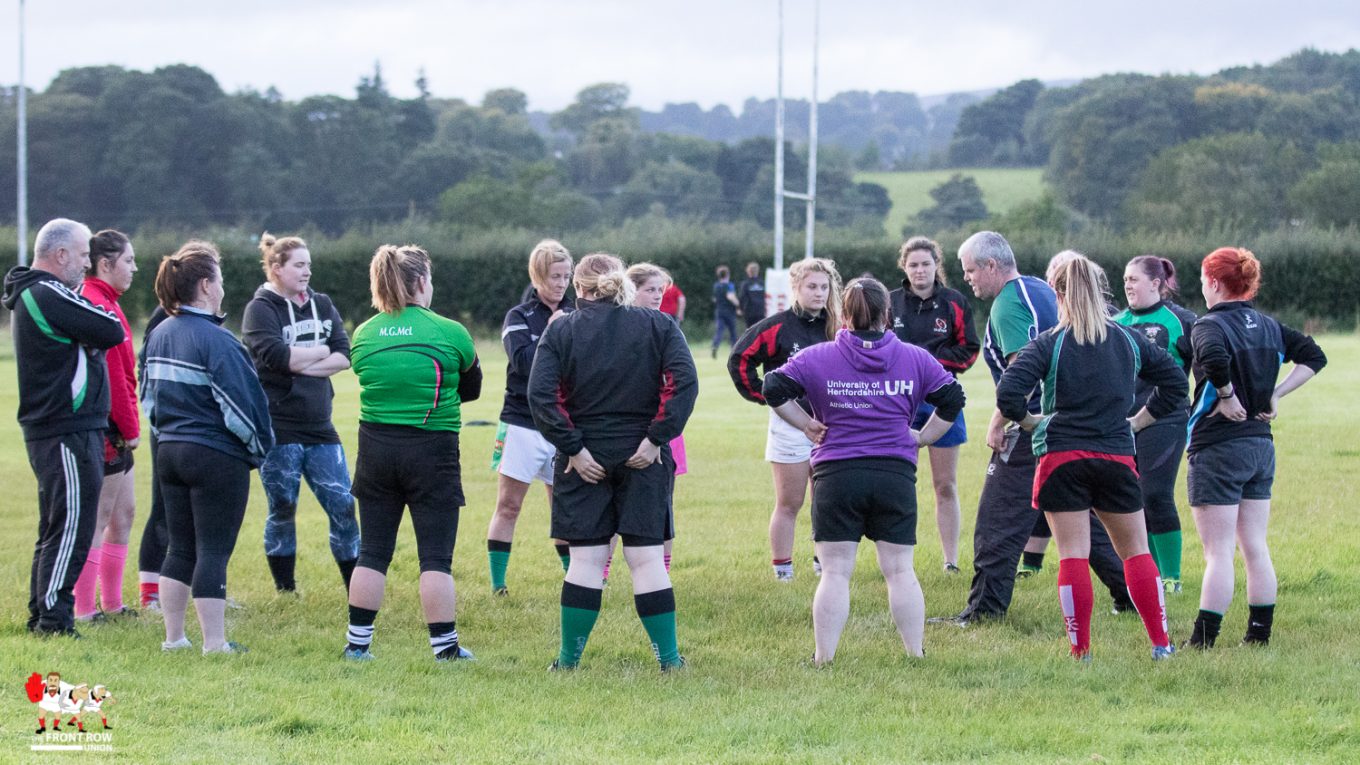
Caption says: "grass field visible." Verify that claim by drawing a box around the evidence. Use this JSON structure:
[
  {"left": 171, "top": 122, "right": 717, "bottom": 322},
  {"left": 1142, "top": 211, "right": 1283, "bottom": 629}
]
[
  {"left": 1, "top": 330, "right": 1358, "bottom": 763},
  {"left": 858, "top": 168, "right": 1047, "bottom": 237}
]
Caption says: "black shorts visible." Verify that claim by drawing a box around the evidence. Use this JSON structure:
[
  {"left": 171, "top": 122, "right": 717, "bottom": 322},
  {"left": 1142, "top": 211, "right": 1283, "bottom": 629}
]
[
  {"left": 551, "top": 439, "right": 675, "bottom": 545},
  {"left": 353, "top": 422, "right": 464, "bottom": 574},
  {"left": 1032, "top": 451, "right": 1142, "bottom": 514},
  {"left": 810, "top": 458, "right": 918, "bottom": 545},
  {"left": 104, "top": 447, "right": 134, "bottom": 476},
  {"left": 1187, "top": 437, "right": 1274, "bottom": 506}
]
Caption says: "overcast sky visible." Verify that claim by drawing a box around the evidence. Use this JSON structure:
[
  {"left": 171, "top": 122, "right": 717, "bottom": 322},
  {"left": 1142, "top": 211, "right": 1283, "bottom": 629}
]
[{"left": 2, "top": 1, "right": 1357, "bottom": 111}]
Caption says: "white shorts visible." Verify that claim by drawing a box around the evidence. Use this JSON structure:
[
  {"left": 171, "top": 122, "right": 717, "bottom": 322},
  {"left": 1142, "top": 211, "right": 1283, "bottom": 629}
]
[
  {"left": 498, "top": 423, "right": 557, "bottom": 486},
  {"left": 765, "top": 409, "right": 813, "bottom": 464}
]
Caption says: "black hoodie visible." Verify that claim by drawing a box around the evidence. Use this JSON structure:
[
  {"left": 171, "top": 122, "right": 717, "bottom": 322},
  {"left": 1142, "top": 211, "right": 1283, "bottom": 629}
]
[
  {"left": 240, "top": 284, "right": 349, "bottom": 444},
  {"left": 3, "top": 266, "right": 125, "bottom": 440}
]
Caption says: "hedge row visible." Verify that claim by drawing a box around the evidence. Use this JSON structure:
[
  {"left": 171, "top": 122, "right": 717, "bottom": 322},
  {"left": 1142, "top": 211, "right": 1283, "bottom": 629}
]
[{"left": 3, "top": 219, "right": 1358, "bottom": 334}]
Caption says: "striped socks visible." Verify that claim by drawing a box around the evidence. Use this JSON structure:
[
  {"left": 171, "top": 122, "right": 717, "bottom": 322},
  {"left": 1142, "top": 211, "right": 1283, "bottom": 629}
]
[
  {"left": 558, "top": 582, "right": 603, "bottom": 668},
  {"left": 346, "top": 605, "right": 377, "bottom": 652},
  {"left": 429, "top": 621, "right": 460, "bottom": 657},
  {"left": 556, "top": 543, "right": 571, "bottom": 573}
]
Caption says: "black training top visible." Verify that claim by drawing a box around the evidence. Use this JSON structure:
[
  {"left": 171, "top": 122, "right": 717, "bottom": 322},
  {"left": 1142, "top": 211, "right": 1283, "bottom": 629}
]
[
  {"left": 888, "top": 283, "right": 981, "bottom": 376},
  {"left": 499, "top": 291, "right": 573, "bottom": 429},
  {"left": 1187, "top": 301, "right": 1327, "bottom": 453},
  {"left": 727, "top": 306, "right": 831, "bottom": 407},
  {"left": 528, "top": 298, "right": 698, "bottom": 456},
  {"left": 2, "top": 266, "right": 125, "bottom": 441},
  {"left": 997, "top": 321, "right": 1188, "bottom": 457},
  {"left": 737, "top": 277, "right": 766, "bottom": 322}
]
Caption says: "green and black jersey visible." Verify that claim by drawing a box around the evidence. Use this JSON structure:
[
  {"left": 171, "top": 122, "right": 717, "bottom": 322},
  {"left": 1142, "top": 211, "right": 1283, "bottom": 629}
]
[
  {"left": 351, "top": 306, "right": 481, "bottom": 431},
  {"left": 1112, "top": 300, "right": 1196, "bottom": 416}
]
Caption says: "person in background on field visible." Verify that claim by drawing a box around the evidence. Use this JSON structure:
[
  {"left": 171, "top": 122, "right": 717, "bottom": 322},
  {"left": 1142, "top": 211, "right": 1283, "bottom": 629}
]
[
  {"left": 1113, "top": 255, "right": 1197, "bottom": 594},
  {"left": 888, "top": 236, "right": 980, "bottom": 573},
  {"left": 737, "top": 261, "right": 767, "bottom": 329},
  {"left": 486, "top": 240, "right": 574, "bottom": 596},
  {"left": 528, "top": 254, "right": 697, "bottom": 671},
  {"left": 243, "top": 233, "right": 358, "bottom": 594},
  {"left": 342, "top": 245, "right": 482, "bottom": 662},
  {"left": 933, "top": 234, "right": 1130, "bottom": 627},
  {"left": 142, "top": 241, "right": 273, "bottom": 654},
  {"left": 728, "top": 258, "right": 843, "bottom": 581},
  {"left": 599, "top": 263, "right": 688, "bottom": 584},
  {"left": 71, "top": 230, "right": 141, "bottom": 621},
  {"left": 4, "top": 218, "right": 124, "bottom": 637},
  {"left": 135, "top": 305, "right": 170, "bottom": 611},
  {"left": 997, "top": 254, "right": 1187, "bottom": 660},
  {"left": 660, "top": 280, "right": 686, "bottom": 323},
  {"left": 711, "top": 265, "right": 740, "bottom": 359},
  {"left": 1184, "top": 247, "right": 1326, "bottom": 649},
  {"left": 765, "top": 277, "right": 965, "bottom": 664}
]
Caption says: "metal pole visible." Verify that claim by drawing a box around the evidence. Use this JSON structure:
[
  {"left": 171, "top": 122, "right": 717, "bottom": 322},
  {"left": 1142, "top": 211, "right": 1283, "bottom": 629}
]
[
  {"left": 17, "top": 0, "right": 28, "bottom": 266},
  {"left": 804, "top": 0, "right": 818, "bottom": 261},
  {"left": 773, "top": 0, "right": 785, "bottom": 271}
]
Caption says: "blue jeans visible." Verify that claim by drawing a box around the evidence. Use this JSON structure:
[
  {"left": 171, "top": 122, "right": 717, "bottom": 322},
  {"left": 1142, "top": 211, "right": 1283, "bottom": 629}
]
[{"left": 260, "top": 442, "right": 360, "bottom": 562}]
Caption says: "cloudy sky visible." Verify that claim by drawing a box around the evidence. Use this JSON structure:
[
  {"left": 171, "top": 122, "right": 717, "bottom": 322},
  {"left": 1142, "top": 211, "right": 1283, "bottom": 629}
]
[{"left": 2, "top": 1, "right": 1357, "bottom": 110}]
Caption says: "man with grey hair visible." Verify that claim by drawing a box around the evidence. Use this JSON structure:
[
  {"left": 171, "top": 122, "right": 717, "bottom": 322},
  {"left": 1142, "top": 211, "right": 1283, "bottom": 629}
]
[
  {"left": 932, "top": 231, "right": 1131, "bottom": 626},
  {"left": 3, "top": 218, "right": 125, "bottom": 637}
]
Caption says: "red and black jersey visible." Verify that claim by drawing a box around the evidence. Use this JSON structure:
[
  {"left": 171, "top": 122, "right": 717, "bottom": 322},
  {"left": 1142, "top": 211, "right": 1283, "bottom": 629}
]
[
  {"left": 888, "top": 283, "right": 980, "bottom": 375},
  {"left": 726, "top": 306, "right": 831, "bottom": 405}
]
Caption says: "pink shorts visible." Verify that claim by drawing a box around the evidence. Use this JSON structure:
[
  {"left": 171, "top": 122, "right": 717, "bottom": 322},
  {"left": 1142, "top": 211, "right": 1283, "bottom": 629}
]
[{"left": 670, "top": 435, "right": 688, "bottom": 476}]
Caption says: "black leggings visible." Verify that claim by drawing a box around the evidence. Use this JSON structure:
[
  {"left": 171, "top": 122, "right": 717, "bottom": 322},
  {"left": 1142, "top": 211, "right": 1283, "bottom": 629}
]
[
  {"left": 1136, "top": 420, "right": 1186, "bottom": 534},
  {"left": 353, "top": 423, "right": 463, "bottom": 575},
  {"left": 158, "top": 442, "right": 251, "bottom": 599},
  {"left": 138, "top": 433, "right": 169, "bottom": 574}
]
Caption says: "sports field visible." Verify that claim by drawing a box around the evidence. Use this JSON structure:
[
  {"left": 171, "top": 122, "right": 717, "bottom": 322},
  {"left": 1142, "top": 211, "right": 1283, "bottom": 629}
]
[
  {"left": 1, "top": 331, "right": 1357, "bottom": 763},
  {"left": 858, "top": 168, "right": 1047, "bottom": 237}
]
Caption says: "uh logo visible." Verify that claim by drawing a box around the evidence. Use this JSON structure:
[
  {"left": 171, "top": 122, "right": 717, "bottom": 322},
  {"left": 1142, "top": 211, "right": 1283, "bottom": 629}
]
[{"left": 883, "top": 379, "right": 914, "bottom": 396}]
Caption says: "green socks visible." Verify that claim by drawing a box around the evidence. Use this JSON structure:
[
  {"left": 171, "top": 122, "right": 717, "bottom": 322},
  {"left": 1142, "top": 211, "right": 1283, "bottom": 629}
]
[
  {"left": 1148, "top": 530, "right": 1183, "bottom": 582},
  {"left": 488, "top": 540, "right": 512, "bottom": 592},
  {"left": 558, "top": 582, "right": 603, "bottom": 667},
  {"left": 635, "top": 588, "right": 681, "bottom": 667},
  {"left": 555, "top": 543, "right": 571, "bottom": 573}
]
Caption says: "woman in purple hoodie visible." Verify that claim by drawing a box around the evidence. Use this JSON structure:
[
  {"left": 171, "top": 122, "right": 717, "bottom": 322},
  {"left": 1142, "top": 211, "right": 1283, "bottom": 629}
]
[{"left": 763, "top": 278, "right": 965, "bottom": 665}]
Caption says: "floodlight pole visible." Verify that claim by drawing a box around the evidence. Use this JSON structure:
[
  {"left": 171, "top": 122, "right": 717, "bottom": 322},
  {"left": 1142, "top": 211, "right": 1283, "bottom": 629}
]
[{"left": 16, "top": 0, "right": 28, "bottom": 265}]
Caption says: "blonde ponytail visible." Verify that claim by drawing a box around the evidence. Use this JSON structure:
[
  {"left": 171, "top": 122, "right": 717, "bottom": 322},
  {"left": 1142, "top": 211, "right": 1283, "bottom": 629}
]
[{"left": 1052, "top": 254, "right": 1108, "bottom": 345}]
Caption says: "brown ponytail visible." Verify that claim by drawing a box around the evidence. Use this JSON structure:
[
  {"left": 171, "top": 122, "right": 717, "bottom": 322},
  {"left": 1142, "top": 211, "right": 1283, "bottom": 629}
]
[{"left": 154, "top": 241, "right": 221, "bottom": 316}]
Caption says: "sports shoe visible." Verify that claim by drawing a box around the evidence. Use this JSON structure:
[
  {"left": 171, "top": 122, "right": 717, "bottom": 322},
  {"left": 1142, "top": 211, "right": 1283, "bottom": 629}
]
[
  {"left": 1164, "top": 578, "right": 1182, "bottom": 594},
  {"left": 342, "top": 646, "right": 375, "bottom": 661},
  {"left": 492, "top": 586, "right": 509, "bottom": 598},
  {"left": 943, "top": 563, "right": 961, "bottom": 574},
  {"left": 1151, "top": 644, "right": 1176, "bottom": 661},
  {"left": 76, "top": 611, "right": 108, "bottom": 624},
  {"left": 203, "top": 641, "right": 248, "bottom": 655},
  {"left": 434, "top": 644, "right": 475, "bottom": 662},
  {"left": 548, "top": 659, "right": 576, "bottom": 672},
  {"left": 660, "top": 656, "right": 687, "bottom": 673},
  {"left": 812, "top": 557, "right": 823, "bottom": 577},
  {"left": 1016, "top": 565, "right": 1040, "bottom": 579},
  {"left": 161, "top": 637, "right": 193, "bottom": 652},
  {"left": 1111, "top": 600, "right": 1135, "bottom": 615},
  {"left": 142, "top": 599, "right": 162, "bottom": 614},
  {"left": 774, "top": 569, "right": 794, "bottom": 582},
  {"left": 106, "top": 606, "right": 138, "bottom": 620}
]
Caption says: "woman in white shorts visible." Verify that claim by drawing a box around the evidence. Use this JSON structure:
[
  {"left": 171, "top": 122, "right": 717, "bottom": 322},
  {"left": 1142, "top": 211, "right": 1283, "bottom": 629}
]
[
  {"left": 486, "top": 241, "right": 575, "bottom": 595},
  {"left": 728, "top": 258, "right": 843, "bottom": 580}
]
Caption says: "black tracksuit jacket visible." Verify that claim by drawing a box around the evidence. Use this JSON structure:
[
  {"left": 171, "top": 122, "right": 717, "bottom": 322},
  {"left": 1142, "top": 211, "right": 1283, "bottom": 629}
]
[
  {"left": 888, "top": 283, "right": 981, "bottom": 375},
  {"left": 1187, "top": 301, "right": 1327, "bottom": 453},
  {"left": 528, "top": 299, "right": 697, "bottom": 456},
  {"left": 726, "top": 306, "right": 831, "bottom": 406},
  {"left": 500, "top": 291, "right": 571, "bottom": 429}
]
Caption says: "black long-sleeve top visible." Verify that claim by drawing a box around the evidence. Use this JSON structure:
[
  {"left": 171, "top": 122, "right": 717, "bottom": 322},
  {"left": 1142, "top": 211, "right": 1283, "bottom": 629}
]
[
  {"left": 726, "top": 306, "right": 830, "bottom": 406},
  {"left": 997, "top": 321, "right": 1188, "bottom": 457},
  {"left": 888, "top": 283, "right": 981, "bottom": 375},
  {"left": 528, "top": 299, "right": 698, "bottom": 456},
  {"left": 500, "top": 291, "right": 572, "bottom": 428},
  {"left": 1187, "top": 301, "right": 1327, "bottom": 453}
]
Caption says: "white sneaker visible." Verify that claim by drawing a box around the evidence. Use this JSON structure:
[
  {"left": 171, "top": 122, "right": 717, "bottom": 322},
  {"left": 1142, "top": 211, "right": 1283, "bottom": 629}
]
[
  {"left": 161, "top": 637, "right": 192, "bottom": 652},
  {"left": 203, "top": 641, "right": 248, "bottom": 655}
]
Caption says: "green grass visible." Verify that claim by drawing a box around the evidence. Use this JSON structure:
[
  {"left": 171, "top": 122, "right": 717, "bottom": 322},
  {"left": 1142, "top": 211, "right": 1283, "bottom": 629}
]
[
  {"left": 1, "top": 330, "right": 1358, "bottom": 763},
  {"left": 858, "top": 168, "right": 1047, "bottom": 237}
]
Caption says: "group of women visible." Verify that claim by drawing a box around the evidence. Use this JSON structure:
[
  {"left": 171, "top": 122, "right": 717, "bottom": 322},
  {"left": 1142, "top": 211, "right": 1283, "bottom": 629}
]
[{"left": 69, "top": 224, "right": 1325, "bottom": 666}]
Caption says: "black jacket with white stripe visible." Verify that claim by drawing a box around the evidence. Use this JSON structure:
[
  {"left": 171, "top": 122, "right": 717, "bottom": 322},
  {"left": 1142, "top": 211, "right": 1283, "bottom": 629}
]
[
  {"left": 500, "top": 291, "right": 573, "bottom": 429},
  {"left": 3, "top": 266, "right": 125, "bottom": 441}
]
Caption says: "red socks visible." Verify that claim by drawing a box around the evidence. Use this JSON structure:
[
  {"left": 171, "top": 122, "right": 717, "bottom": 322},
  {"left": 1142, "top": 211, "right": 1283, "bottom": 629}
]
[
  {"left": 1123, "top": 553, "right": 1170, "bottom": 648},
  {"left": 1057, "top": 558, "right": 1093, "bottom": 657},
  {"left": 99, "top": 542, "right": 129, "bottom": 612},
  {"left": 139, "top": 581, "right": 160, "bottom": 607}
]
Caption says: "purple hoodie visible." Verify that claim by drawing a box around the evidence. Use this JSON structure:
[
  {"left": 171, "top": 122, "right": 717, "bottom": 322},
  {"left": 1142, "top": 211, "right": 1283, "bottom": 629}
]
[{"left": 773, "top": 329, "right": 955, "bottom": 467}]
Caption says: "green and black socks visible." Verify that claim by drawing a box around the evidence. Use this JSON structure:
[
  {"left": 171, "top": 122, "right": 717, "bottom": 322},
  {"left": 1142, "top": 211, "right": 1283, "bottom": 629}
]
[
  {"left": 635, "top": 588, "right": 681, "bottom": 669},
  {"left": 488, "top": 540, "right": 512, "bottom": 592},
  {"left": 1187, "top": 609, "right": 1223, "bottom": 649},
  {"left": 555, "top": 543, "right": 571, "bottom": 573},
  {"left": 558, "top": 582, "right": 603, "bottom": 668}
]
